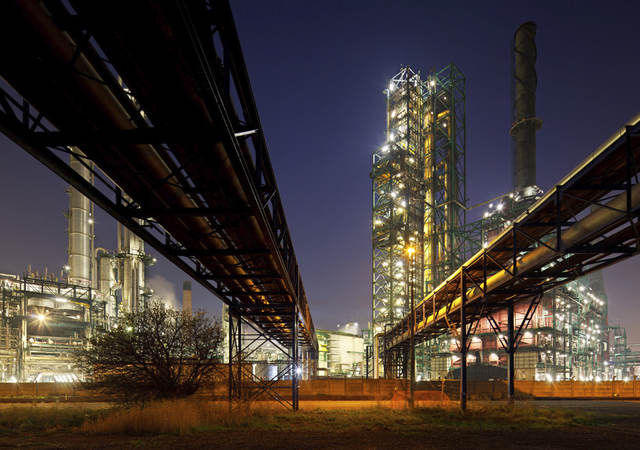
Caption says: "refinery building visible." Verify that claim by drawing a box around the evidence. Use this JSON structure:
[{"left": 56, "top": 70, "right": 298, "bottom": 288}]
[
  {"left": 0, "top": 152, "right": 154, "bottom": 382},
  {"left": 371, "top": 23, "right": 639, "bottom": 382}
]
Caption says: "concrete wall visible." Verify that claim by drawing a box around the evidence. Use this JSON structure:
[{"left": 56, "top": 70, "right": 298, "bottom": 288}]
[{"left": 1, "top": 379, "right": 639, "bottom": 401}]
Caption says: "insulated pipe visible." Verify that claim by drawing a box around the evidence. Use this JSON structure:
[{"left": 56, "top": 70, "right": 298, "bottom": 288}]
[
  {"left": 11, "top": 1, "right": 253, "bottom": 291},
  {"left": 10, "top": 1, "right": 312, "bottom": 343},
  {"left": 510, "top": 22, "right": 542, "bottom": 192},
  {"left": 412, "top": 180, "right": 640, "bottom": 341}
]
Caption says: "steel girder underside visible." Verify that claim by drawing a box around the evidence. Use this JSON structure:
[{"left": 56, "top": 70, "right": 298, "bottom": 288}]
[{"left": 0, "top": 0, "right": 317, "bottom": 406}]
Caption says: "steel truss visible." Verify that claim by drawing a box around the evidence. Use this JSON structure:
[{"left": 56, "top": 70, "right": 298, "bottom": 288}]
[
  {"left": 372, "top": 65, "right": 474, "bottom": 378},
  {"left": 0, "top": 0, "right": 316, "bottom": 409},
  {"left": 228, "top": 305, "right": 301, "bottom": 410},
  {"left": 423, "top": 63, "right": 469, "bottom": 294},
  {"left": 381, "top": 116, "right": 640, "bottom": 408}
]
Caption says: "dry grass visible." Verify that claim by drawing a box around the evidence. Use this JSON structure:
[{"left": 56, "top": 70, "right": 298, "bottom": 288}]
[
  {"left": 0, "top": 405, "right": 104, "bottom": 433},
  {"left": 80, "top": 400, "right": 279, "bottom": 435},
  {"left": 79, "top": 400, "right": 597, "bottom": 435}
]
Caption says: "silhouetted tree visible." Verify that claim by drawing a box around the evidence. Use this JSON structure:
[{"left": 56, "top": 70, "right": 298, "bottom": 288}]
[{"left": 76, "top": 301, "right": 222, "bottom": 401}]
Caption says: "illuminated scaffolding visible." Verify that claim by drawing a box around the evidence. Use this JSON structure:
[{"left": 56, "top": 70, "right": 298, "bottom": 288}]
[
  {"left": 423, "top": 64, "right": 467, "bottom": 294},
  {"left": 371, "top": 65, "right": 468, "bottom": 377}
]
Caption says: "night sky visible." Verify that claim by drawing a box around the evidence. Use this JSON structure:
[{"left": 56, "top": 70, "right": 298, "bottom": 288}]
[{"left": 1, "top": 1, "right": 639, "bottom": 340}]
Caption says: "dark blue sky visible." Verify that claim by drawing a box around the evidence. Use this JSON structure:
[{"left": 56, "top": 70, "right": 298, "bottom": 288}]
[{"left": 1, "top": 1, "right": 639, "bottom": 340}]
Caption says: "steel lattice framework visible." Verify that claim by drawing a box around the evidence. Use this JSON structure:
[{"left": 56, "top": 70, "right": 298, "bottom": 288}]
[
  {"left": 0, "top": 0, "right": 315, "bottom": 409},
  {"left": 423, "top": 64, "right": 467, "bottom": 293},
  {"left": 381, "top": 115, "right": 640, "bottom": 407},
  {"left": 371, "top": 65, "right": 468, "bottom": 377}
]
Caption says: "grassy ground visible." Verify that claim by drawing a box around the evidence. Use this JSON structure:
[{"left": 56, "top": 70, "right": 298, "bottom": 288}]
[{"left": 0, "top": 400, "right": 638, "bottom": 448}]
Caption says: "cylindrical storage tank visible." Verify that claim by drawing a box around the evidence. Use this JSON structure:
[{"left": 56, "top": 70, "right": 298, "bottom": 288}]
[{"left": 68, "top": 149, "right": 93, "bottom": 287}]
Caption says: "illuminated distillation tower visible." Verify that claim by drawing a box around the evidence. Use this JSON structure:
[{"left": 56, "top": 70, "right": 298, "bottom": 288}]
[
  {"left": 372, "top": 67, "right": 424, "bottom": 377},
  {"left": 423, "top": 64, "right": 467, "bottom": 294},
  {"left": 372, "top": 65, "right": 467, "bottom": 378}
]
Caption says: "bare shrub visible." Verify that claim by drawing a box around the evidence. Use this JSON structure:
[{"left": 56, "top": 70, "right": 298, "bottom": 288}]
[{"left": 76, "top": 301, "right": 223, "bottom": 401}]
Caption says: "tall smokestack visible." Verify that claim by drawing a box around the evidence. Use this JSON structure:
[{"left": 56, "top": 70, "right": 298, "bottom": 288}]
[
  {"left": 510, "top": 22, "right": 542, "bottom": 192},
  {"left": 182, "top": 281, "right": 192, "bottom": 314}
]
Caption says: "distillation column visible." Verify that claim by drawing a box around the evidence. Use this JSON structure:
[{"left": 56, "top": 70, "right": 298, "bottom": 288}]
[
  {"left": 117, "top": 221, "right": 147, "bottom": 312},
  {"left": 68, "top": 149, "right": 94, "bottom": 287}
]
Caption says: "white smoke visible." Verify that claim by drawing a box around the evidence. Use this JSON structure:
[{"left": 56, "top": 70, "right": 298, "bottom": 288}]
[{"left": 148, "top": 275, "right": 179, "bottom": 309}]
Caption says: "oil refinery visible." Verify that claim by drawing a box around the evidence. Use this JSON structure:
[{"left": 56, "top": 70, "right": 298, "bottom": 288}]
[
  {"left": 370, "top": 22, "right": 640, "bottom": 383},
  {"left": 0, "top": 151, "right": 155, "bottom": 382}
]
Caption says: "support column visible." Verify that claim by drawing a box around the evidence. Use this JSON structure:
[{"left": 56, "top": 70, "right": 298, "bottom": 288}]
[
  {"left": 507, "top": 301, "right": 515, "bottom": 403},
  {"left": 460, "top": 273, "right": 468, "bottom": 411},
  {"left": 237, "top": 312, "right": 242, "bottom": 401},
  {"left": 365, "top": 346, "right": 370, "bottom": 379},
  {"left": 292, "top": 305, "right": 299, "bottom": 411},
  {"left": 409, "top": 252, "right": 415, "bottom": 408},
  {"left": 228, "top": 309, "right": 242, "bottom": 404},
  {"left": 228, "top": 308, "right": 233, "bottom": 403}
]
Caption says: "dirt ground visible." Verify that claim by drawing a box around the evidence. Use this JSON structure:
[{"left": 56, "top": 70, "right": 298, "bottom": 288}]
[
  {"left": 0, "top": 400, "right": 638, "bottom": 449},
  {"left": 1, "top": 426, "right": 638, "bottom": 449}
]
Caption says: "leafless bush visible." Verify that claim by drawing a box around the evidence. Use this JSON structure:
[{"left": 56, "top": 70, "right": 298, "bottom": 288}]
[{"left": 76, "top": 301, "right": 223, "bottom": 401}]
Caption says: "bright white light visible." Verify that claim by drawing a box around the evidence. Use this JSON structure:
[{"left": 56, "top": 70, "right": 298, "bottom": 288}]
[
  {"left": 389, "top": 133, "right": 395, "bottom": 141},
  {"left": 483, "top": 212, "right": 489, "bottom": 218},
  {"left": 55, "top": 297, "right": 68, "bottom": 303},
  {"left": 489, "top": 203, "right": 493, "bottom": 208},
  {"left": 430, "top": 80, "right": 436, "bottom": 87},
  {"left": 389, "top": 81, "right": 395, "bottom": 92},
  {"left": 524, "top": 331, "right": 533, "bottom": 339},
  {"left": 482, "top": 242, "right": 488, "bottom": 249},
  {"left": 546, "top": 373, "right": 553, "bottom": 382},
  {"left": 88, "top": 218, "right": 94, "bottom": 224},
  {"left": 496, "top": 203, "right": 504, "bottom": 211},
  {"left": 126, "top": 326, "right": 133, "bottom": 332},
  {"left": 595, "top": 376, "right": 602, "bottom": 382},
  {"left": 63, "top": 265, "right": 71, "bottom": 271},
  {"left": 295, "top": 367, "right": 302, "bottom": 376},
  {"left": 381, "top": 145, "right": 389, "bottom": 153},
  {"left": 37, "top": 314, "right": 46, "bottom": 322}
]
